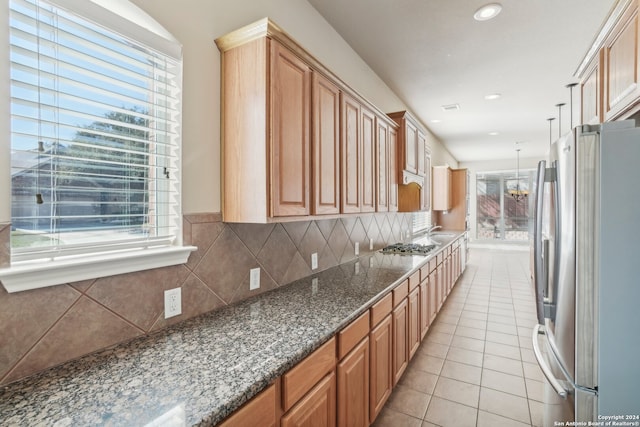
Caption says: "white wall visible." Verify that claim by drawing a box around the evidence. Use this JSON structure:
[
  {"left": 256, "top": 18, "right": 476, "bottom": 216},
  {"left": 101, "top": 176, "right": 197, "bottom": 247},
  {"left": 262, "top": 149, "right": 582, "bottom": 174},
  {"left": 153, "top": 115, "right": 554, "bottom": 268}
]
[{"left": 0, "top": 0, "right": 455, "bottom": 220}]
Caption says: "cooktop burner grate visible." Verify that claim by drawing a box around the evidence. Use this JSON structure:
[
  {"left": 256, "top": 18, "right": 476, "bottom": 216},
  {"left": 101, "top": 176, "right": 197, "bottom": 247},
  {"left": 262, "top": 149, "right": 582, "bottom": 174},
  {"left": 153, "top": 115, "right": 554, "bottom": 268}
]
[{"left": 381, "top": 243, "right": 436, "bottom": 255}]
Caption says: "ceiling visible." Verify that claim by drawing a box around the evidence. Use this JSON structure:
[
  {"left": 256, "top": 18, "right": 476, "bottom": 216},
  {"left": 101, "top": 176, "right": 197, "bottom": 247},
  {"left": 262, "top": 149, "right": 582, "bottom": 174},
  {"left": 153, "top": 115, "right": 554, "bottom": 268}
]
[{"left": 307, "top": 0, "right": 617, "bottom": 163}]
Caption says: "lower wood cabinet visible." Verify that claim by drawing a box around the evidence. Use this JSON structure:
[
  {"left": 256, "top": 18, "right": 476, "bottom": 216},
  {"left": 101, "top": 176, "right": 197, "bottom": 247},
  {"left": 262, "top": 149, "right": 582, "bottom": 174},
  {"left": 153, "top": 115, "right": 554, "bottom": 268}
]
[
  {"left": 408, "top": 287, "right": 420, "bottom": 359},
  {"left": 369, "top": 313, "right": 392, "bottom": 423},
  {"left": 419, "top": 276, "right": 430, "bottom": 340},
  {"left": 281, "top": 372, "right": 336, "bottom": 427},
  {"left": 219, "top": 239, "right": 466, "bottom": 427},
  {"left": 337, "top": 338, "right": 369, "bottom": 427},
  {"left": 219, "top": 383, "right": 277, "bottom": 427},
  {"left": 392, "top": 298, "right": 409, "bottom": 386}
]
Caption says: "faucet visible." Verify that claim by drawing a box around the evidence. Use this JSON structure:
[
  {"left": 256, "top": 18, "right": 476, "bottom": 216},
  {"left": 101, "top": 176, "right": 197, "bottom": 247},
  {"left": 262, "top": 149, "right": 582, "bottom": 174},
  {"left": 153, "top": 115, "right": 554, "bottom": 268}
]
[{"left": 427, "top": 224, "right": 442, "bottom": 238}]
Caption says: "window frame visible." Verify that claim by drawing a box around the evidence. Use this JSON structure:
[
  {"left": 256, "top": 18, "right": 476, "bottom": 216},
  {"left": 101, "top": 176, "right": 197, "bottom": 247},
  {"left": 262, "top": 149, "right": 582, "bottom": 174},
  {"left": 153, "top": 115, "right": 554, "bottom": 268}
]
[{"left": 0, "top": 0, "right": 195, "bottom": 293}]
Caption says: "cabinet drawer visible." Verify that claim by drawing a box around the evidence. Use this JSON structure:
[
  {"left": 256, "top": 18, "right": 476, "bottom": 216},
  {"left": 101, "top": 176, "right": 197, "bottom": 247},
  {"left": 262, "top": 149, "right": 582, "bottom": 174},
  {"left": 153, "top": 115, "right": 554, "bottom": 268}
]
[
  {"left": 420, "top": 264, "right": 430, "bottom": 281},
  {"left": 282, "top": 337, "right": 336, "bottom": 412},
  {"left": 408, "top": 270, "right": 420, "bottom": 291},
  {"left": 370, "top": 293, "right": 393, "bottom": 327},
  {"left": 338, "top": 310, "right": 370, "bottom": 359},
  {"left": 220, "top": 383, "right": 276, "bottom": 427},
  {"left": 429, "top": 258, "right": 437, "bottom": 273},
  {"left": 392, "top": 279, "right": 409, "bottom": 307},
  {"left": 281, "top": 372, "right": 336, "bottom": 427}
]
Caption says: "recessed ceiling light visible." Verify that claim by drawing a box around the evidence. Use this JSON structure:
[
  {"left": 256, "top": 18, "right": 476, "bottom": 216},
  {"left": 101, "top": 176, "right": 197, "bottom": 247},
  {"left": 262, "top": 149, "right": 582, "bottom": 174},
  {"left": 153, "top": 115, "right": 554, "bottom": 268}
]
[
  {"left": 431, "top": 119, "right": 442, "bottom": 123},
  {"left": 484, "top": 93, "right": 502, "bottom": 100},
  {"left": 488, "top": 132, "right": 499, "bottom": 136},
  {"left": 474, "top": 3, "right": 502, "bottom": 21}
]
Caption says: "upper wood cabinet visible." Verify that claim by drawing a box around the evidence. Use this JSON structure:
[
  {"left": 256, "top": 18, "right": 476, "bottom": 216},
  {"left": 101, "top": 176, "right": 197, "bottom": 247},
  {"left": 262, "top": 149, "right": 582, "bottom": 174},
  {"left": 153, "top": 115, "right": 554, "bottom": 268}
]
[
  {"left": 361, "top": 106, "right": 377, "bottom": 213},
  {"left": 313, "top": 73, "right": 341, "bottom": 215},
  {"left": 421, "top": 148, "right": 432, "bottom": 211},
  {"left": 433, "top": 168, "right": 468, "bottom": 229},
  {"left": 341, "top": 93, "right": 362, "bottom": 214},
  {"left": 432, "top": 166, "right": 452, "bottom": 211},
  {"left": 581, "top": 52, "right": 603, "bottom": 125},
  {"left": 217, "top": 33, "right": 312, "bottom": 223},
  {"left": 578, "top": 0, "right": 640, "bottom": 123},
  {"left": 603, "top": 0, "right": 640, "bottom": 121},
  {"left": 216, "top": 18, "right": 404, "bottom": 222},
  {"left": 389, "top": 126, "right": 399, "bottom": 211},
  {"left": 375, "top": 116, "right": 399, "bottom": 213},
  {"left": 388, "top": 111, "right": 431, "bottom": 213},
  {"left": 271, "top": 43, "right": 312, "bottom": 217},
  {"left": 388, "top": 111, "right": 428, "bottom": 182}
]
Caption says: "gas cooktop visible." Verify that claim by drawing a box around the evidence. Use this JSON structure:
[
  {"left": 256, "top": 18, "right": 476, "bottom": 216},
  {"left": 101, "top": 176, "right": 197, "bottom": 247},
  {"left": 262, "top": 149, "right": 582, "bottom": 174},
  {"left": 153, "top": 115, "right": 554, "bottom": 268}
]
[{"left": 380, "top": 243, "right": 436, "bottom": 256}]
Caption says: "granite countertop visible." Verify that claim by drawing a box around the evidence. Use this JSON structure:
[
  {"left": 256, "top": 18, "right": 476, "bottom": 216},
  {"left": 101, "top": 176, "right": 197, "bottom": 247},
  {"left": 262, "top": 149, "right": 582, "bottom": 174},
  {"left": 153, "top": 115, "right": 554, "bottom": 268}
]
[{"left": 0, "top": 232, "right": 463, "bottom": 427}]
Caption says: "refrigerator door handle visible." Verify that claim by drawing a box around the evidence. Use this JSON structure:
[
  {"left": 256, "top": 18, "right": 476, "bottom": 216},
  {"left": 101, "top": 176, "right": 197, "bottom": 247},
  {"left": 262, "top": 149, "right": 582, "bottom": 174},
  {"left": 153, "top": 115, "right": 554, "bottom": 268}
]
[
  {"left": 532, "top": 324, "right": 569, "bottom": 398},
  {"left": 533, "top": 160, "right": 547, "bottom": 324}
]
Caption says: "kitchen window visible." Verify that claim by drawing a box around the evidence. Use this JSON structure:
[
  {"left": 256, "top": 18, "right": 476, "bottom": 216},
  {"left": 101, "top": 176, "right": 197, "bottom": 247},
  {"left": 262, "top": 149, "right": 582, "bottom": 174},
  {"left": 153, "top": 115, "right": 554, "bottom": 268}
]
[{"left": 1, "top": 0, "right": 194, "bottom": 293}]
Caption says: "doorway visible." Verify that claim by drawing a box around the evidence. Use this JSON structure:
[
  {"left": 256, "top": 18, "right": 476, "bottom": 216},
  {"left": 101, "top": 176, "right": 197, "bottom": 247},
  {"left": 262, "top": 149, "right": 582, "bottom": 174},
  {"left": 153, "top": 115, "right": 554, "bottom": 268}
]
[{"left": 476, "top": 171, "right": 534, "bottom": 241}]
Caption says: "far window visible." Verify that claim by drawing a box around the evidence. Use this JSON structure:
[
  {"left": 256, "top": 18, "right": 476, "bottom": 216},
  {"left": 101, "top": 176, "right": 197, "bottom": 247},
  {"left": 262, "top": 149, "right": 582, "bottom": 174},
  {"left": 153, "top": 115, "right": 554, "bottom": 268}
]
[{"left": 476, "top": 170, "right": 534, "bottom": 241}]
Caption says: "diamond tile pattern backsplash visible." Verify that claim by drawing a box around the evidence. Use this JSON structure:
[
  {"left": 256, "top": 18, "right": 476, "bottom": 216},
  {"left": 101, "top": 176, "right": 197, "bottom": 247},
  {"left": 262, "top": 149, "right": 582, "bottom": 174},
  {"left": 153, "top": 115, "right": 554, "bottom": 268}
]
[{"left": 0, "top": 212, "right": 414, "bottom": 385}]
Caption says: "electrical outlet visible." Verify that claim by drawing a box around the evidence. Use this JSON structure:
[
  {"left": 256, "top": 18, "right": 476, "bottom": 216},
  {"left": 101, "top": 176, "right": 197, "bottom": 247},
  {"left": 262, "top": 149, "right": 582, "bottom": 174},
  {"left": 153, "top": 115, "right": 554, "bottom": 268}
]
[
  {"left": 369, "top": 238, "right": 374, "bottom": 251},
  {"left": 355, "top": 242, "right": 359, "bottom": 256},
  {"left": 311, "top": 252, "right": 318, "bottom": 270},
  {"left": 249, "top": 267, "right": 260, "bottom": 290},
  {"left": 164, "top": 287, "right": 182, "bottom": 319}
]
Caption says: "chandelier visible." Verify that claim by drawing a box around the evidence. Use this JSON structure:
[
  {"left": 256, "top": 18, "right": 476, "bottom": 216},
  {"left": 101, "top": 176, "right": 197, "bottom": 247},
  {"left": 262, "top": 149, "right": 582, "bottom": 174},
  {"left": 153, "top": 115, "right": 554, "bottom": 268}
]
[{"left": 509, "top": 147, "right": 528, "bottom": 202}]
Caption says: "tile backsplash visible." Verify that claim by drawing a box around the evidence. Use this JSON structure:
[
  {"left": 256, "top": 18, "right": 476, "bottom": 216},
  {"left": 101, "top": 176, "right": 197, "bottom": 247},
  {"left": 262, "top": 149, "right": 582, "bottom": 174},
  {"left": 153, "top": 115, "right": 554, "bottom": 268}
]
[{"left": 0, "top": 212, "right": 414, "bottom": 385}]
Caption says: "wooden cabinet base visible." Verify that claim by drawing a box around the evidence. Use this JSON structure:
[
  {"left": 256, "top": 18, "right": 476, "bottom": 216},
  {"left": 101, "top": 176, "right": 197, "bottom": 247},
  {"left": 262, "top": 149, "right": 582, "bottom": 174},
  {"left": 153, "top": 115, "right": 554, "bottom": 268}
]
[
  {"left": 337, "top": 338, "right": 370, "bottom": 427},
  {"left": 281, "top": 373, "right": 336, "bottom": 427},
  {"left": 219, "top": 383, "right": 277, "bottom": 427}
]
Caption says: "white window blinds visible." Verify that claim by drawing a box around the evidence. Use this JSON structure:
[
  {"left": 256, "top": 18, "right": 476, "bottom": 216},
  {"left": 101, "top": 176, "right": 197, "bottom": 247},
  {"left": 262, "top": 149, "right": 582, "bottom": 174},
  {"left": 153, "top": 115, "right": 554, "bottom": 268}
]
[{"left": 9, "top": 0, "right": 182, "bottom": 263}]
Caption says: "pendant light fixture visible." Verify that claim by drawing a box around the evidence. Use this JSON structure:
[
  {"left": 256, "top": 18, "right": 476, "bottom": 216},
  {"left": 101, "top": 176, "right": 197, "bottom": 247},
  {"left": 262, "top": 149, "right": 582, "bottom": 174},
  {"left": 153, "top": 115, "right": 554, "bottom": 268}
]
[
  {"left": 547, "top": 117, "right": 556, "bottom": 146},
  {"left": 555, "top": 103, "right": 565, "bottom": 138},
  {"left": 510, "top": 145, "right": 528, "bottom": 202}
]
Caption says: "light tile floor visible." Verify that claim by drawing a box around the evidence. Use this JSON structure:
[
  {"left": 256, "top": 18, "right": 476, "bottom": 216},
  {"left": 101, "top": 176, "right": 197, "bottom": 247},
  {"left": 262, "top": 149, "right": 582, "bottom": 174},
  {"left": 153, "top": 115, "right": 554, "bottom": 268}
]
[{"left": 372, "top": 248, "right": 545, "bottom": 427}]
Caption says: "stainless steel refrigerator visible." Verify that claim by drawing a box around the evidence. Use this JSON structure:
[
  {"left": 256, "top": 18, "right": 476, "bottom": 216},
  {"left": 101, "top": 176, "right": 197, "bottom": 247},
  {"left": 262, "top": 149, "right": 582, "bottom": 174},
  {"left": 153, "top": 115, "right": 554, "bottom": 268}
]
[{"left": 532, "top": 120, "right": 640, "bottom": 425}]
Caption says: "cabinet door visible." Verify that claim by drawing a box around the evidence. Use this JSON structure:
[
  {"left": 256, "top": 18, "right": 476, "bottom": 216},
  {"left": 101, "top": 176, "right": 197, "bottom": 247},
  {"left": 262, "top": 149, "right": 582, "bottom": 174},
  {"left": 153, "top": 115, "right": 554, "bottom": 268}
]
[
  {"left": 432, "top": 166, "right": 452, "bottom": 211},
  {"left": 369, "top": 314, "right": 392, "bottom": 423},
  {"left": 604, "top": 5, "right": 640, "bottom": 121},
  {"left": 428, "top": 270, "right": 437, "bottom": 324},
  {"left": 361, "top": 106, "right": 376, "bottom": 213},
  {"left": 220, "top": 383, "right": 276, "bottom": 427},
  {"left": 376, "top": 118, "right": 389, "bottom": 212},
  {"left": 421, "top": 149, "right": 431, "bottom": 211},
  {"left": 417, "top": 130, "right": 426, "bottom": 177},
  {"left": 408, "top": 287, "right": 420, "bottom": 359},
  {"left": 337, "top": 338, "right": 369, "bottom": 427},
  {"left": 437, "top": 263, "right": 444, "bottom": 311},
  {"left": 419, "top": 279, "right": 429, "bottom": 340},
  {"left": 281, "top": 372, "right": 336, "bottom": 427},
  {"left": 270, "top": 43, "right": 311, "bottom": 217},
  {"left": 341, "top": 93, "right": 361, "bottom": 213},
  {"left": 313, "top": 73, "right": 340, "bottom": 215},
  {"left": 392, "top": 299, "right": 408, "bottom": 385},
  {"left": 404, "top": 120, "right": 418, "bottom": 175},
  {"left": 388, "top": 125, "right": 398, "bottom": 212},
  {"left": 581, "top": 54, "right": 602, "bottom": 125}
]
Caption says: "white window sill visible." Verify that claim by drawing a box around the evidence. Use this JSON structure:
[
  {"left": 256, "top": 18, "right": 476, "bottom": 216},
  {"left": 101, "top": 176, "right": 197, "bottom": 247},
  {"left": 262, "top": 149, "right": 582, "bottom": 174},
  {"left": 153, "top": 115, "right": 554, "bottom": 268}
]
[{"left": 0, "top": 245, "right": 197, "bottom": 293}]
